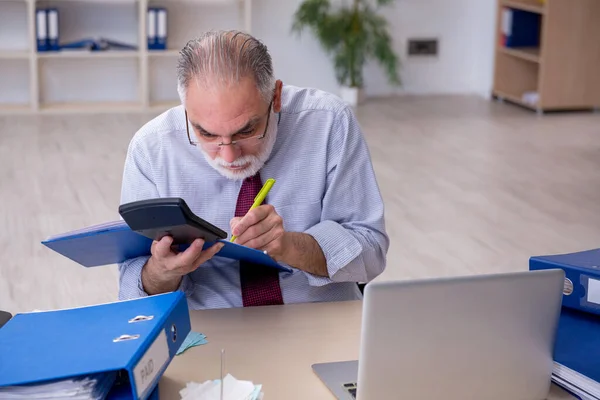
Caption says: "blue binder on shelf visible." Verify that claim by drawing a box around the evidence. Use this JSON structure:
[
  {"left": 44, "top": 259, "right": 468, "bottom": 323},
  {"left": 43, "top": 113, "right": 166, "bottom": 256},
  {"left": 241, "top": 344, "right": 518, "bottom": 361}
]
[
  {"left": 147, "top": 8, "right": 156, "bottom": 50},
  {"left": 551, "top": 307, "right": 600, "bottom": 400},
  {"left": 155, "top": 8, "right": 167, "bottom": 50},
  {"left": 501, "top": 7, "right": 541, "bottom": 48},
  {"left": 35, "top": 8, "right": 48, "bottom": 52},
  {"left": 147, "top": 7, "right": 167, "bottom": 50},
  {"left": 530, "top": 249, "right": 600, "bottom": 316},
  {"left": 41, "top": 220, "right": 293, "bottom": 273},
  {"left": 60, "top": 37, "right": 137, "bottom": 51},
  {"left": 47, "top": 8, "right": 59, "bottom": 51},
  {"left": 0, "top": 291, "right": 190, "bottom": 400}
]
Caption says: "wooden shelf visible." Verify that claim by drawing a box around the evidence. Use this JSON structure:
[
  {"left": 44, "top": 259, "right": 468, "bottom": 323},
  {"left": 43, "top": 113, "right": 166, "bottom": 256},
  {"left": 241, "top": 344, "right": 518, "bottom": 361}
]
[
  {"left": 39, "top": 0, "right": 139, "bottom": 3},
  {"left": 498, "top": 46, "right": 540, "bottom": 63},
  {"left": 37, "top": 50, "right": 140, "bottom": 59},
  {"left": 148, "top": 49, "right": 180, "bottom": 58},
  {"left": 0, "top": 104, "right": 32, "bottom": 114},
  {"left": 39, "top": 101, "right": 143, "bottom": 114},
  {"left": 0, "top": 51, "right": 30, "bottom": 60},
  {"left": 501, "top": 0, "right": 545, "bottom": 14},
  {"left": 492, "top": 90, "right": 538, "bottom": 111}
]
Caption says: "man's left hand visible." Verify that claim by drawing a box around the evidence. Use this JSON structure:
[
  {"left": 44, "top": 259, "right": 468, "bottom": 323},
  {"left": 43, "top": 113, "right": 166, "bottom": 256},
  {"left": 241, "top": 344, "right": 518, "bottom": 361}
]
[{"left": 230, "top": 204, "right": 287, "bottom": 260}]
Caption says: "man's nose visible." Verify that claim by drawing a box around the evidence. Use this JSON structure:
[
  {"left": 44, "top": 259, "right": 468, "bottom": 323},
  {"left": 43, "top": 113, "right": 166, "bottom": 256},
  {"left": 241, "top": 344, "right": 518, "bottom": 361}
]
[{"left": 220, "top": 144, "right": 240, "bottom": 164}]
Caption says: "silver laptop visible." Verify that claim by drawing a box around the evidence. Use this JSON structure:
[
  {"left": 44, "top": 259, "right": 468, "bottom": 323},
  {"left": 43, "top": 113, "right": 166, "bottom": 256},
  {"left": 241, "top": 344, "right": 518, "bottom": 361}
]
[{"left": 313, "top": 269, "right": 565, "bottom": 400}]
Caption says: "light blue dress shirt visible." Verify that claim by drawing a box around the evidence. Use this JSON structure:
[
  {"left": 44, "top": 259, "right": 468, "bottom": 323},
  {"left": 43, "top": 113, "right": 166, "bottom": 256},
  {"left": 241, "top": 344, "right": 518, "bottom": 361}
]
[{"left": 118, "top": 85, "right": 389, "bottom": 309}]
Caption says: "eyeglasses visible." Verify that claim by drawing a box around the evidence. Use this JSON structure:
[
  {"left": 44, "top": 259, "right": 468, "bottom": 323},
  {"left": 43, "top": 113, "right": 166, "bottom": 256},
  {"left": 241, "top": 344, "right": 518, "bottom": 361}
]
[{"left": 185, "top": 101, "right": 272, "bottom": 152}]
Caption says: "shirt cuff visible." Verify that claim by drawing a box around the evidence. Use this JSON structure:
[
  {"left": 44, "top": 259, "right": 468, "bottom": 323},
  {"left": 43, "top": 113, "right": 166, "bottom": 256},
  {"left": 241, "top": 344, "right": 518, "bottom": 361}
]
[
  {"left": 118, "top": 256, "right": 193, "bottom": 299},
  {"left": 303, "top": 220, "right": 363, "bottom": 285}
]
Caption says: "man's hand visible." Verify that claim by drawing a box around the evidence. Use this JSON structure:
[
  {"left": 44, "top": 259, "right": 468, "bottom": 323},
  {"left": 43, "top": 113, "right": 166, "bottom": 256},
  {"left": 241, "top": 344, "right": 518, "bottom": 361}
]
[
  {"left": 230, "top": 204, "right": 285, "bottom": 258},
  {"left": 141, "top": 236, "right": 224, "bottom": 295},
  {"left": 231, "top": 205, "right": 328, "bottom": 277}
]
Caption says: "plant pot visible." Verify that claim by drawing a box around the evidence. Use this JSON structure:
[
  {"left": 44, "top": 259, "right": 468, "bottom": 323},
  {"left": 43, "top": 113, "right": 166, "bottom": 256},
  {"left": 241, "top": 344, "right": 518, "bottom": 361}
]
[{"left": 339, "top": 85, "right": 365, "bottom": 107}]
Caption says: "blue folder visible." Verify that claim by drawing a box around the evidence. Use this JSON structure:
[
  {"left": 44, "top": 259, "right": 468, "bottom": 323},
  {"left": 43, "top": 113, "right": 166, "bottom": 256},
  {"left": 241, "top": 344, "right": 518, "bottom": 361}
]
[
  {"left": 0, "top": 291, "right": 190, "bottom": 400},
  {"left": 504, "top": 8, "right": 541, "bottom": 48},
  {"left": 41, "top": 220, "right": 293, "bottom": 273},
  {"left": 60, "top": 37, "right": 137, "bottom": 51},
  {"left": 552, "top": 307, "right": 600, "bottom": 399},
  {"left": 530, "top": 249, "right": 600, "bottom": 316}
]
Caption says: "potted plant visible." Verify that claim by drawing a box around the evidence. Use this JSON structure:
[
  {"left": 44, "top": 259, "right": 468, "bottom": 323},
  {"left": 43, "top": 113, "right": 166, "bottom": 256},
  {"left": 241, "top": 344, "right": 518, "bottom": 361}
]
[{"left": 291, "top": 0, "right": 401, "bottom": 106}]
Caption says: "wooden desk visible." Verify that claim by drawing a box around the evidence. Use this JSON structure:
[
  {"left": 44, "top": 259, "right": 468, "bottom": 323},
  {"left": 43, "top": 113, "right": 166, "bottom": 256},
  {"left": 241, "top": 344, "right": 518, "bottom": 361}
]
[{"left": 159, "top": 300, "right": 575, "bottom": 400}]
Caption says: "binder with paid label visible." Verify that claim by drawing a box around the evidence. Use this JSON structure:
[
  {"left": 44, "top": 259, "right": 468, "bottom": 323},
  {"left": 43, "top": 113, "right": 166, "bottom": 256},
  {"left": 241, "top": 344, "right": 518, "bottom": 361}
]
[
  {"left": 530, "top": 249, "right": 600, "bottom": 316},
  {"left": 0, "top": 292, "right": 190, "bottom": 400}
]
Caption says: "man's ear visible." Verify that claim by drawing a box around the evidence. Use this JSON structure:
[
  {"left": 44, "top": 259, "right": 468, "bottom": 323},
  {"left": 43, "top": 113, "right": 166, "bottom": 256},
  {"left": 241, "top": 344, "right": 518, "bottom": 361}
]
[{"left": 273, "top": 80, "right": 283, "bottom": 113}]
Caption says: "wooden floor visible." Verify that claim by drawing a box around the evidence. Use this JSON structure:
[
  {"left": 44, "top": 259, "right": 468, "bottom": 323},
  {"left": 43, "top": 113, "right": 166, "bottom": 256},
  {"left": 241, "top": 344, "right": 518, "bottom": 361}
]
[{"left": 2, "top": 95, "right": 599, "bottom": 313}]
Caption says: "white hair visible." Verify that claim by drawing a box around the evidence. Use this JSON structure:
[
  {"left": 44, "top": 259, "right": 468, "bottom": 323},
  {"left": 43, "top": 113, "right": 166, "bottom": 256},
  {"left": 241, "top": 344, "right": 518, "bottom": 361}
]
[{"left": 176, "top": 30, "right": 276, "bottom": 105}]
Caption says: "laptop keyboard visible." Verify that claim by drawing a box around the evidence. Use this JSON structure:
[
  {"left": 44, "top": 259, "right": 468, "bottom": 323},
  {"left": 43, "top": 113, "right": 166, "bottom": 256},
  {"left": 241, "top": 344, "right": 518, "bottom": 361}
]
[{"left": 343, "top": 382, "right": 358, "bottom": 399}]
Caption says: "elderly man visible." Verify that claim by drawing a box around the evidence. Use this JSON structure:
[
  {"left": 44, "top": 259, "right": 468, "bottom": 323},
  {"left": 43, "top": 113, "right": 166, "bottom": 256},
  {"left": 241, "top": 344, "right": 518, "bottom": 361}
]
[{"left": 118, "top": 30, "right": 389, "bottom": 309}]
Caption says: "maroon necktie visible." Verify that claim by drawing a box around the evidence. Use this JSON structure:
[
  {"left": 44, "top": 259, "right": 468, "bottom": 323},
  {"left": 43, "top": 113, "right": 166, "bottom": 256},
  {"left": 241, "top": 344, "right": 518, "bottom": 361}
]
[{"left": 236, "top": 173, "right": 284, "bottom": 307}]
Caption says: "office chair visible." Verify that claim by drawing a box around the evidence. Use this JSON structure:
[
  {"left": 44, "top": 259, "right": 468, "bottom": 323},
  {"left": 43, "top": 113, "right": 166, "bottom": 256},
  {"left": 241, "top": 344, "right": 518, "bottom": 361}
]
[{"left": 0, "top": 310, "right": 12, "bottom": 329}]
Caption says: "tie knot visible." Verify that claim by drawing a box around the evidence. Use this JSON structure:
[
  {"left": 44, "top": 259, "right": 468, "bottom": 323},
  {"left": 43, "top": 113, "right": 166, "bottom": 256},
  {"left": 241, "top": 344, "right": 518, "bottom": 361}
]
[
  {"left": 235, "top": 172, "right": 263, "bottom": 217},
  {"left": 245, "top": 173, "right": 261, "bottom": 184}
]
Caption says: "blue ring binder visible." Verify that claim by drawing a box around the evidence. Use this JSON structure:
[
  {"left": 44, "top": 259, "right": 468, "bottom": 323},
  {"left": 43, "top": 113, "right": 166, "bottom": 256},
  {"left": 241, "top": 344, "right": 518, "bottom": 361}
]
[{"left": 0, "top": 292, "right": 191, "bottom": 400}]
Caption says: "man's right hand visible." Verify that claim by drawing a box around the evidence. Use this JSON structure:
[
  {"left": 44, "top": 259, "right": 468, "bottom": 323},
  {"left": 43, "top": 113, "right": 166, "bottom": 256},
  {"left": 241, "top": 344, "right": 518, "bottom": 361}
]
[{"left": 141, "top": 236, "right": 224, "bottom": 295}]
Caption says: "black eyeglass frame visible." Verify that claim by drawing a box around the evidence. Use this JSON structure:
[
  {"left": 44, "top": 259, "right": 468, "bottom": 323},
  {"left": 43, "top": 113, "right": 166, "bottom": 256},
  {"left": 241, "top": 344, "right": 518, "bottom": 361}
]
[{"left": 185, "top": 101, "right": 273, "bottom": 149}]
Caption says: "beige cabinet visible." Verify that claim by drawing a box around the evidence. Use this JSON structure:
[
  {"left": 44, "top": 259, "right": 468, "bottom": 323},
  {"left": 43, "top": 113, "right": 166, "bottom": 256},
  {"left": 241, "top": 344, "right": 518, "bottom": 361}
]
[{"left": 492, "top": 0, "right": 600, "bottom": 113}]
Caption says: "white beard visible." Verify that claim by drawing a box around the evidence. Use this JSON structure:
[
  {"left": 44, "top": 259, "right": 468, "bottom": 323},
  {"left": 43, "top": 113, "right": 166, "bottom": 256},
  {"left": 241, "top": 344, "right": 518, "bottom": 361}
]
[{"left": 200, "top": 110, "right": 278, "bottom": 181}]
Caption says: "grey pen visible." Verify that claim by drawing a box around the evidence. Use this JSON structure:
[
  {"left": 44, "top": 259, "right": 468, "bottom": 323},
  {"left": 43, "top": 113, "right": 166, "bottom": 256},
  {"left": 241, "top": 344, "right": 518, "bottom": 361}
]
[{"left": 220, "top": 348, "right": 225, "bottom": 400}]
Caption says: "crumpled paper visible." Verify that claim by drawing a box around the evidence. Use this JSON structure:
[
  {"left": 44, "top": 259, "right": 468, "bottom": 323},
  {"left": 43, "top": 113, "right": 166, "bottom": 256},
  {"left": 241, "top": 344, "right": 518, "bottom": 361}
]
[{"left": 179, "top": 374, "right": 263, "bottom": 400}]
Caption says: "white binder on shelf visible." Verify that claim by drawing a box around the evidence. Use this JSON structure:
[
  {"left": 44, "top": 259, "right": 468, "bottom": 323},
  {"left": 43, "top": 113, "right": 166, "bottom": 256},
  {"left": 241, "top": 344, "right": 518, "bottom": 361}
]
[
  {"left": 147, "top": 8, "right": 157, "bottom": 50},
  {"left": 47, "top": 8, "right": 59, "bottom": 51},
  {"left": 156, "top": 8, "right": 167, "bottom": 50},
  {"left": 36, "top": 8, "right": 48, "bottom": 52}
]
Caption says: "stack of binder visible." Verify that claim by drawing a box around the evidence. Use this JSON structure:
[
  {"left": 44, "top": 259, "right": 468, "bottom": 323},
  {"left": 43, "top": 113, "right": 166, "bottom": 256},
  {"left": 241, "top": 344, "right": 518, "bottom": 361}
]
[
  {"left": 36, "top": 8, "right": 60, "bottom": 52},
  {"left": 147, "top": 7, "right": 168, "bottom": 50},
  {"left": 0, "top": 291, "right": 191, "bottom": 400},
  {"left": 530, "top": 249, "right": 600, "bottom": 400}
]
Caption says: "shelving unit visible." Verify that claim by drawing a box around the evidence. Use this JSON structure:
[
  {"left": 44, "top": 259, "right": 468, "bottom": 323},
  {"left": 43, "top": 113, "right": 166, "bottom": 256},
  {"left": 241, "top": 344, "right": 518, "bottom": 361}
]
[
  {"left": 0, "top": 0, "right": 252, "bottom": 114},
  {"left": 501, "top": 0, "right": 545, "bottom": 14},
  {"left": 492, "top": 0, "right": 600, "bottom": 113}
]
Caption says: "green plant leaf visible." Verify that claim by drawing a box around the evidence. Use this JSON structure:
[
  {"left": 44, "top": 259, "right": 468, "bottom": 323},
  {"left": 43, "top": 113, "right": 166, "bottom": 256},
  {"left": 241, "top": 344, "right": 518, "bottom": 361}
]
[
  {"left": 291, "top": 0, "right": 401, "bottom": 88},
  {"left": 291, "top": 0, "right": 330, "bottom": 36},
  {"left": 362, "top": 4, "right": 401, "bottom": 85}
]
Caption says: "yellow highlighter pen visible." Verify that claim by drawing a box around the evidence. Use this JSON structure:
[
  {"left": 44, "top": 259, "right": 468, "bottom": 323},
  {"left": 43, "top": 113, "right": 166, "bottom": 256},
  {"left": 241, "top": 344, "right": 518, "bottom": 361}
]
[{"left": 230, "top": 178, "right": 276, "bottom": 242}]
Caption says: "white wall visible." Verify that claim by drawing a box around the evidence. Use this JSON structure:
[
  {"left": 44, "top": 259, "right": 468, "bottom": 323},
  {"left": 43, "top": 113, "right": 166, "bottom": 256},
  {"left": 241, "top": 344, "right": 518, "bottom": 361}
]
[
  {"left": 0, "top": 0, "right": 498, "bottom": 105},
  {"left": 254, "top": 0, "right": 498, "bottom": 98},
  {"left": 366, "top": 0, "right": 498, "bottom": 97}
]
